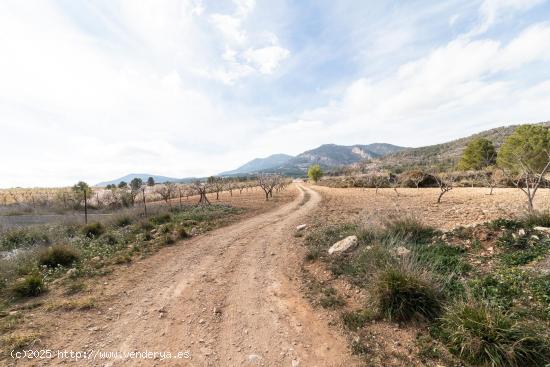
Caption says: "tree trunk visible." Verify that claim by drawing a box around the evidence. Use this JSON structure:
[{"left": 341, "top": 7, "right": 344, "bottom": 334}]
[
  {"left": 527, "top": 194, "right": 534, "bottom": 212},
  {"left": 437, "top": 190, "right": 445, "bottom": 204}
]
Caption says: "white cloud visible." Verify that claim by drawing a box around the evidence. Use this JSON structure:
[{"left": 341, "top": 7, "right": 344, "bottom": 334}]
[
  {"left": 243, "top": 46, "right": 290, "bottom": 74},
  {"left": 252, "top": 22, "right": 550, "bottom": 151},
  {"left": 0, "top": 0, "right": 268, "bottom": 187},
  {"left": 466, "top": 0, "right": 546, "bottom": 37},
  {"left": 208, "top": 0, "right": 290, "bottom": 83}
]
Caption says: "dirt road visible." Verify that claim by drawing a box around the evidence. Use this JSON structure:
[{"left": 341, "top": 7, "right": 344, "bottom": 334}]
[{"left": 25, "top": 185, "right": 359, "bottom": 367}]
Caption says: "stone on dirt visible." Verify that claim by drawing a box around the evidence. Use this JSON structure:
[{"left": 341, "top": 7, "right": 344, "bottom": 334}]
[
  {"left": 296, "top": 224, "right": 307, "bottom": 231},
  {"left": 328, "top": 235, "right": 358, "bottom": 255}
]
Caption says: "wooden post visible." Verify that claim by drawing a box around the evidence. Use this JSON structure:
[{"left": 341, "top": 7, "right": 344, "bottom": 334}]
[
  {"left": 84, "top": 190, "right": 88, "bottom": 224},
  {"left": 142, "top": 187, "right": 147, "bottom": 218}
]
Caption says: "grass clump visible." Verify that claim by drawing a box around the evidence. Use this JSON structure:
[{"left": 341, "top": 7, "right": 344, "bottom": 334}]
[
  {"left": 438, "top": 301, "right": 550, "bottom": 366},
  {"left": 521, "top": 210, "right": 550, "bottom": 228},
  {"left": 489, "top": 218, "right": 522, "bottom": 230},
  {"left": 374, "top": 264, "right": 442, "bottom": 322},
  {"left": 82, "top": 222, "right": 105, "bottom": 238},
  {"left": 0, "top": 227, "right": 50, "bottom": 251},
  {"left": 177, "top": 226, "right": 189, "bottom": 239},
  {"left": 114, "top": 215, "right": 132, "bottom": 228},
  {"left": 319, "top": 287, "right": 346, "bottom": 308},
  {"left": 64, "top": 281, "right": 86, "bottom": 295},
  {"left": 382, "top": 217, "right": 436, "bottom": 244},
  {"left": 38, "top": 243, "right": 79, "bottom": 268},
  {"left": 11, "top": 274, "right": 45, "bottom": 298},
  {"left": 1, "top": 332, "right": 40, "bottom": 353},
  {"left": 342, "top": 309, "right": 376, "bottom": 331},
  {"left": 149, "top": 213, "right": 171, "bottom": 225}
]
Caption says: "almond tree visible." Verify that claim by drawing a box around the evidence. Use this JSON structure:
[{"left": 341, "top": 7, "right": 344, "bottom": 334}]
[
  {"left": 193, "top": 181, "right": 210, "bottom": 205},
  {"left": 388, "top": 172, "right": 400, "bottom": 197},
  {"left": 497, "top": 125, "right": 550, "bottom": 212},
  {"left": 208, "top": 176, "right": 225, "bottom": 200},
  {"left": 257, "top": 174, "right": 280, "bottom": 200},
  {"left": 432, "top": 172, "right": 455, "bottom": 204},
  {"left": 156, "top": 182, "right": 176, "bottom": 207}
]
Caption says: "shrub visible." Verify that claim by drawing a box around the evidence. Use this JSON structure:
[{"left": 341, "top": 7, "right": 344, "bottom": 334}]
[
  {"left": 0, "top": 227, "right": 50, "bottom": 251},
  {"left": 102, "top": 233, "right": 119, "bottom": 246},
  {"left": 163, "top": 235, "right": 175, "bottom": 246},
  {"left": 11, "top": 274, "right": 45, "bottom": 298},
  {"left": 177, "top": 227, "right": 189, "bottom": 239},
  {"left": 489, "top": 218, "right": 522, "bottom": 230},
  {"left": 382, "top": 217, "right": 435, "bottom": 244},
  {"left": 159, "top": 223, "right": 173, "bottom": 234},
  {"left": 522, "top": 210, "right": 550, "bottom": 228},
  {"left": 82, "top": 222, "right": 105, "bottom": 238},
  {"left": 149, "top": 213, "right": 171, "bottom": 225},
  {"left": 114, "top": 215, "right": 132, "bottom": 228},
  {"left": 140, "top": 220, "right": 154, "bottom": 231},
  {"left": 374, "top": 265, "right": 442, "bottom": 322},
  {"left": 439, "top": 301, "right": 550, "bottom": 366},
  {"left": 38, "top": 244, "right": 79, "bottom": 268}
]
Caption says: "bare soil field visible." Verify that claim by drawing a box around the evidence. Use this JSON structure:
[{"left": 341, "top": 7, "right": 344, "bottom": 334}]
[{"left": 312, "top": 186, "right": 550, "bottom": 229}]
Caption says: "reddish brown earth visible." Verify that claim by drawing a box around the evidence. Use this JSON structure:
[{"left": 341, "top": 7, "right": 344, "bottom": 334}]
[{"left": 8, "top": 185, "right": 361, "bottom": 367}]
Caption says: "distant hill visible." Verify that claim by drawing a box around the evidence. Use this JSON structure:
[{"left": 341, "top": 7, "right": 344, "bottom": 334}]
[
  {"left": 220, "top": 154, "right": 294, "bottom": 176},
  {"left": 375, "top": 121, "right": 550, "bottom": 170},
  {"left": 219, "top": 143, "right": 406, "bottom": 176},
  {"left": 278, "top": 143, "right": 406, "bottom": 174},
  {"left": 96, "top": 173, "right": 181, "bottom": 187}
]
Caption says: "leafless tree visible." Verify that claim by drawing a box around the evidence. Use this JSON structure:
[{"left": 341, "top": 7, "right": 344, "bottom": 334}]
[
  {"left": 193, "top": 181, "right": 210, "bottom": 205},
  {"left": 501, "top": 155, "right": 550, "bottom": 212},
  {"left": 433, "top": 172, "right": 455, "bottom": 204},
  {"left": 208, "top": 177, "right": 225, "bottom": 200},
  {"left": 257, "top": 174, "right": 281, "bottom": 200},
  {"left": 388, "top": 173, "right": 400, "bottom": 197},
  {"left": 480, "top": 166, "right": 504, "bottom": 195},
  {"left": 156, "top": 182, "right": 176, "bottom": 207}
]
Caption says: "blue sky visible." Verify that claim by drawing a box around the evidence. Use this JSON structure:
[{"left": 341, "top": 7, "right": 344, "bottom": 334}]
[{"left": 1, "top": 0, "right": 550, "bottom": 187}]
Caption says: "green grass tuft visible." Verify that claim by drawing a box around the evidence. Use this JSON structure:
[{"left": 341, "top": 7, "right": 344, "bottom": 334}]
[
  {"left": 11, "top": 274, "right": 45, "bottom": 298},
  {"left": 81, "top": 222, "right": 105, "bottom": 238},
  {"left": 38, "top": 243, "right": 79, "bottom": 268},
  {"left": 438, "top": 301, "right": 550, "bottom": 367},
  {"left": 374, "top": 264, "right": 442, "bottom": 322}
]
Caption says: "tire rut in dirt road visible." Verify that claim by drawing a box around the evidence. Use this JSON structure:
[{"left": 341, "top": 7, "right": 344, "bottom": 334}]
[{"left": 28, "top": 185, "right": 360, "bottom": 367}]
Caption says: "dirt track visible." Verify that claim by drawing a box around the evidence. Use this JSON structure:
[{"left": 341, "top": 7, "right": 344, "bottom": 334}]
[{"left": 23, "top": 185, "right": 360, "bottom": 367}]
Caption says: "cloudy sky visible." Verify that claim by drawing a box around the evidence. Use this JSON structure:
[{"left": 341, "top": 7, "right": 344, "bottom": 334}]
[{"left": 1, "top": 0, "right": 550, "bottom": 187}]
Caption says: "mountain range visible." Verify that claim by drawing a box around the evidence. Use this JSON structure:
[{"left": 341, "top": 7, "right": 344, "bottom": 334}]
[{"left": 95, "top": 122, "right": 549, "bottom": 186}]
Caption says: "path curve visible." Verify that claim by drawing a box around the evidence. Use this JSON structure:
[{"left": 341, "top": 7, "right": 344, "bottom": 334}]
[{"left": 28, "top": 185, "right": 360, "bottom": 367}]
